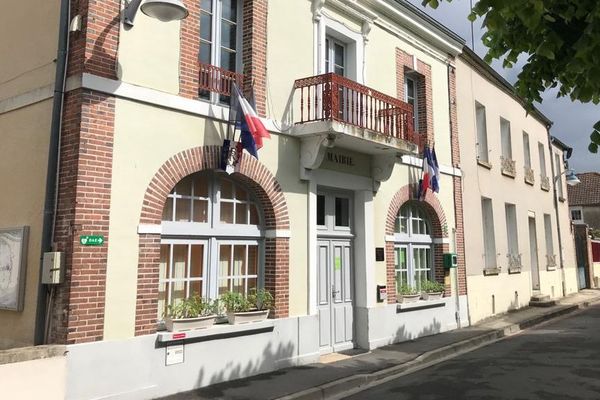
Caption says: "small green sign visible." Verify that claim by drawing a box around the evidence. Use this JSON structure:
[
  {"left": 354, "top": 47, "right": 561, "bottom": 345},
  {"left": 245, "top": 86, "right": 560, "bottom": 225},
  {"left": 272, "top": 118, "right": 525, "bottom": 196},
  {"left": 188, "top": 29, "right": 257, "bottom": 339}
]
[
  {"left": 334, "top": 256, "right": 342, "bottom": 271},
  {"left": 80, "top": 235, "right": 105, "bottom": 246}
]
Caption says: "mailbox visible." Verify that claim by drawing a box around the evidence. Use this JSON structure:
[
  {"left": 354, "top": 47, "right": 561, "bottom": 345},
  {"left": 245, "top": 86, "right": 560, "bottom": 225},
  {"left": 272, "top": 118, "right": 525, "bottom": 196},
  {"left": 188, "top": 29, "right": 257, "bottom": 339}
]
[{"left": 443, "top": 253, "right": 458, "bottom": 269}]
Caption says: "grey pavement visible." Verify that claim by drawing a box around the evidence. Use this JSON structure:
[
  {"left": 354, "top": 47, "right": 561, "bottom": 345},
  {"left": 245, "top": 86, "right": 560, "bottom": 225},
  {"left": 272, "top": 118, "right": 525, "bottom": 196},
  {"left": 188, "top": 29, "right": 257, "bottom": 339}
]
[
  {"left": 158, "top": 289, "right": 600, "bottom": 400},
  {"left": 344, "top": 302, "right": 600, "bottom": 400}
]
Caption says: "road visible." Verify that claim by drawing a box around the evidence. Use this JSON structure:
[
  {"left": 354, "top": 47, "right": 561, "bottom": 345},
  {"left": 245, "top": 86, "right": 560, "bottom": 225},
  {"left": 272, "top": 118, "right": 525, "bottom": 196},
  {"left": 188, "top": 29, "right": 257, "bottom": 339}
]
[{"left": 345, "top": 304, "right": 600, "bottom": 400}]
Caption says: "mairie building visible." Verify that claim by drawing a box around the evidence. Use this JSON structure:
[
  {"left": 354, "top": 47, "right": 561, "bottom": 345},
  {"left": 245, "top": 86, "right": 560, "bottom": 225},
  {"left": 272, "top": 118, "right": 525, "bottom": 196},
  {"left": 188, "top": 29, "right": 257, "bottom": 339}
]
[{"left": 0, "top": 1, "right": 578, "bottom": 398}]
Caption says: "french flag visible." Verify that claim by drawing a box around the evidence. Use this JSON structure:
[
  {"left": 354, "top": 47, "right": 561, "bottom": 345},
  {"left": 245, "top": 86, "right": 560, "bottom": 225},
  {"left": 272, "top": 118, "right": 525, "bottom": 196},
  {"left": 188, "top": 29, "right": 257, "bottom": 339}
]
[
  {"left": 418, "top": 147, "right": 440, "bottom": 200},
  {"left": 233, "top": 84, "right": 270, "bottom": 158}
]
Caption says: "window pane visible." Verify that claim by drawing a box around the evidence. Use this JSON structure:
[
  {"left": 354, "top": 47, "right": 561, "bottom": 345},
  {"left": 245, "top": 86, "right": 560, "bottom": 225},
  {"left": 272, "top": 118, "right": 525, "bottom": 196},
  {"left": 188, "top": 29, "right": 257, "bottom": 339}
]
[
  {"left": 173, "top": 245, "right": 188, "bottom": 280},
  {"left": 158, "top": 281, "right": 169, "bottom": 319},
  {"left": 176, "top": 198, "right": 191, "bottom": 221},
  {"left": 317, "top": 195, "right": 325, "bottom": 225},
  {"left": 200, "top": 0, "right": 212, "bottom": 12},
  {"left": 200, "top": 12, "right": 212, "bottom": 41},
  {"left": 219, "top": 245, "right": 231, "bottom": 278},
  {"left": 190, "top": 245, "right": 204, "bottom": 278},
  {"left": 162, "top": 198, "right": 173, "bottom": 221},
  {"left": 247, "top": 278, "right": 257, "bottom": 292},
  {"left": 177, "top": 176, "right": 192, "bottom": 196},
  {"left": 236, "top": 185, "right": 247, "bottom": 201},
  {"left": 248, "top": 245, "right": 258, "bottom": 276},
  {"left": 249, "top": 204, "right": 259, "bottom": 225},
  {"left": 160, "top": 245, "right": 170, "bottom": 280},
  {"left": 222, "top": 0, "right": 237, "bottom": 22},
  {"left": 220, "top": 49, "right": 236, "bottom": 72},
  {"left": 233, "top": 245, "right": 246, "bottom": 276},
  {"left": 189, "top": 280, "right": 202, "bottom": 298},
  {"left": 232, "top": 277, "right": 244, "bottom": 293},
  {"left": 335, "top": 197, "right": 349, "bottom": 227},
  {"left": 193, "top": 199, "right": 208, "bottom": 223},
  {"left": 235, "top": 203, "right": 248, "bottom": 224},
  {"left": 221, "top": 179, "right": 233, "bottom": 199},
  {"left": 220, "top": 20, "right": 237, "bottom": 50},
  {"left": 220, "top": 202, "right": 234, "bottom": 223},
  {"left": 219, "top": 279, "right": 229, "bottom": 295},
  {"left": 171, "top": 282, "right": 186, "bottom": 306},
  {"left": 334, "top": 43, "right": 344, "bottom": 67},
  {"left": 199, "top": 42, "right": 211, "bottom": 64},
  {"left": 194, "top": 174, "right": 209, "bottom": 197}
]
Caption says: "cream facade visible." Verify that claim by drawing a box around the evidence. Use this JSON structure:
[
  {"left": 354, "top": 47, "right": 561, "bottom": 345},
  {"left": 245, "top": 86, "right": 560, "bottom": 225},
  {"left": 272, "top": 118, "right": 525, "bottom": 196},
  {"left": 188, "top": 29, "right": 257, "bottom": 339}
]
[
  {"left": 457, "top": 49, "right": 578, "bottom": 324},
  {"left": 0, "top": 1, "right": 60, "bottom": 349}
]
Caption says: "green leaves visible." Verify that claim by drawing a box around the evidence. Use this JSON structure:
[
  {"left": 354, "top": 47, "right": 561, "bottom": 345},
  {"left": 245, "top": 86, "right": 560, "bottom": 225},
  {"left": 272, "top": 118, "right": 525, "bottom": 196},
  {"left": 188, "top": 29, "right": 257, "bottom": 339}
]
[{"left": 422, "top": 0, "right": 600, "bottom": 154}]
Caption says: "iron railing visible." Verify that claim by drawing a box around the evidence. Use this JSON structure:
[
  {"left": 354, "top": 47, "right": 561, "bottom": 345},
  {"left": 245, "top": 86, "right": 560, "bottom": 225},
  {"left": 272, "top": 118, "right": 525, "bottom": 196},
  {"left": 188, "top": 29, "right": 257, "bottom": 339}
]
[
  {"left": 198, "top": 62, "right": 244, "bottom": 98},
  {"left": 294, "top": 73, "right": 417, "bottom": 145}
]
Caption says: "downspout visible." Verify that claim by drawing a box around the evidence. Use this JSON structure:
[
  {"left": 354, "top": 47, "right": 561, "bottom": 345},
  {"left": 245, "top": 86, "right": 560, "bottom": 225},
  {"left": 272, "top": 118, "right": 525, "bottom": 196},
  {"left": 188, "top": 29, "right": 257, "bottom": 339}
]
[
  {"left": 547, "top": 128, "right": 566, "bottom": 297},
  {"left": 34, "top": 0, "right": 71, "bottom": 345}
]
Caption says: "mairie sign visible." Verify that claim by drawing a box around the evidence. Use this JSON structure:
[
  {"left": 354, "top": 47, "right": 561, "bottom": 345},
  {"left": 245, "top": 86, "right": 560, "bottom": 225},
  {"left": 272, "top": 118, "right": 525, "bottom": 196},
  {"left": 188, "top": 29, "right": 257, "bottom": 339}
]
[{"left": 80, "top": 235, "right": 105, "bottom": 246}]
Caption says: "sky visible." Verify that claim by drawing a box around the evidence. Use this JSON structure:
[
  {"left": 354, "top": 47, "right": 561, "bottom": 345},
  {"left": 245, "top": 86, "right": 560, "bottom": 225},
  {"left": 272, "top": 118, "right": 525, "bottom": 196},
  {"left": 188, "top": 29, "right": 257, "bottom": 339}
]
[{"left": 406, "top": 0, "right": 599, "bottom": 173}]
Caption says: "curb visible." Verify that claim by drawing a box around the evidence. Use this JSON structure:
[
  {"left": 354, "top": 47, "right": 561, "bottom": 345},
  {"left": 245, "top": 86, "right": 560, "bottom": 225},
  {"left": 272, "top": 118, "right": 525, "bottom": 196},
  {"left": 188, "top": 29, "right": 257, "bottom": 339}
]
[{"left": 276, "top": 299, "right": 598, "bottom": 400}]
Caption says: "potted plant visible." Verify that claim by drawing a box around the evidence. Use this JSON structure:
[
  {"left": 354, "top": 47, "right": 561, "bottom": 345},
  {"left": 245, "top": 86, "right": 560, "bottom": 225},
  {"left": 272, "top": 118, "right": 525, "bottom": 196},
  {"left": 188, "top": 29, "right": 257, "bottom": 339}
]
[
  {"left": 421, "top": 280, "right": 445, "bottom": 300},
  {"left": 221, "top": 289, "right": 273, "bottom": 324},
  {"left": 398, "top": 284, "right": 421, "bottom": 303},
  {"left": 164, "top": 296, "right": 216, "bottom": 332}
]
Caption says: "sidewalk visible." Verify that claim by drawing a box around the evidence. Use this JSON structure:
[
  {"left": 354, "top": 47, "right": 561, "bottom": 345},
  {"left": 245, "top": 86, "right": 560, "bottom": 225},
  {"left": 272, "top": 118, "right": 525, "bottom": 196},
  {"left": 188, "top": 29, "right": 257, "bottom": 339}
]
[{"left": 160, "top": 289, "right": 600, "bottom": 400}]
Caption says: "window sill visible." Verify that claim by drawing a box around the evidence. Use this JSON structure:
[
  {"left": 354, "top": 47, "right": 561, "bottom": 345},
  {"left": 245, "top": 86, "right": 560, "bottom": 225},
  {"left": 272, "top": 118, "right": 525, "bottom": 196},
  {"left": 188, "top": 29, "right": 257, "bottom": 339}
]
[
  {"left": 483, "top": 267, "right": 501, "bottom": 276},
  {"left": 558, "top": 196, "right": 566, "bottom": 203},
  {"left": 396, "top": 298, "right": 446, "bottom": 313},
  {"left": 477, "top": 159, "right": 492, "bottom": 170},
  {"left": 508, "top": 266, "right": 522, "bottom": 274},
  {"left": 546, "top": 265, "right": 557, "bottom": 271},
  {"left": 156, "top": 320, "right": 274, "bottom": 344}
]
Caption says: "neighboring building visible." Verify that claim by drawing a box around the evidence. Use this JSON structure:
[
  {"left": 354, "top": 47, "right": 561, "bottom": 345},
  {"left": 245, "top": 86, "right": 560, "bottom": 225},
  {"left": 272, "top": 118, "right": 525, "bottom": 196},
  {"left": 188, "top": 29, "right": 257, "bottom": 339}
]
[
  {"left": 0, "top": 1, "right": 469, "bottom": 398},
  {"left": 568, "top": 172, "right": 600, "bottom": 229},
  {"left": 456, "top": 47, "right": 578, "bottom": 324}
]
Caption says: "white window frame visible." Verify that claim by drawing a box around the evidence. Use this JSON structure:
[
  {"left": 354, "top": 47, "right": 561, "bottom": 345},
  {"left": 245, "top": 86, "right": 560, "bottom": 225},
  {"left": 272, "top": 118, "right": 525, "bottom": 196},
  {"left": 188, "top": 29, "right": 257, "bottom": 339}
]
[
  {"left": 570, "top": 207, "right": 584, "bottom": 224},
  {"left": 554, "top": 152, "right": 564, "bottom": 199},
  {"left": 316, "top": 16, "right": 364, "bottom": 83},
  {"left": 538, "top": 142, "right": 547, "bottom": 178},
  {"left": 475, "top": 102, "right": 489, "bottom": 163},
  {"left": 481, "top": 197, "right": 497, "bottom": 269},
  {"left": 505, "top": 203, "right": 519, "bottom": 258},
  {"left": 394, "top": 203, "right": 433, "bottom": 291},
  {"left": 500, "top": 117, "right": 512, "bottom": 160},
  {"left": 199, "top": 0, "right": 243, "bottom": 103},
  {"left": 325, "top": 36, "right": 347, "bottom": 76},
  {"left": 543, "top": 214, "right": 554, "bottom": 258},
  {"left": 523, "top": 131, "right": 531, "bottom": 168},
  {"left": 158, "top": 172, "right": 265, "bottom": 319}
]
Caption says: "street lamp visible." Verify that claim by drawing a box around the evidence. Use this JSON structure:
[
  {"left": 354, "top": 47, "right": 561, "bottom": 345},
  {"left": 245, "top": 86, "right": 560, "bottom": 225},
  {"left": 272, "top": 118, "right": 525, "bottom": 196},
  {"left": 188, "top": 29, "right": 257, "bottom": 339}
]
[
  {"left": 124, "top": 0, "right": 189, "bottom": 27},
  {"left": 564, "top": 170, "right": 581, "bottom": 186}
]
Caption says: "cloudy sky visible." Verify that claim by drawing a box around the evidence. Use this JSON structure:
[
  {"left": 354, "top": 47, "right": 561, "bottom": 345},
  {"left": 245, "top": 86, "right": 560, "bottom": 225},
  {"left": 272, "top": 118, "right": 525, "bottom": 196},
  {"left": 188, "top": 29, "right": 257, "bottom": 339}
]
[{"left": 407, "top": 0, "right": 599, "bottom": 173}]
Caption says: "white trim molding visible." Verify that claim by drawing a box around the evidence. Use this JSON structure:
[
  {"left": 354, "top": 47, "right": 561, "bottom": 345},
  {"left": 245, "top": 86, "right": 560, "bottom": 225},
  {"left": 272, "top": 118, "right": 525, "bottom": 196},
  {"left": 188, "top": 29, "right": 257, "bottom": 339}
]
[
  {"left": 433, "top": 238, "right": 450, "bottom": 244},
  {"left": 138, "top": 224, "right": 162, "bottom": 234},
  {"left": 401, "top": 155, "right": 462, "bottom": 177},
  {"left": 264, "top": 230, "right": 292, "bottom": 239}
]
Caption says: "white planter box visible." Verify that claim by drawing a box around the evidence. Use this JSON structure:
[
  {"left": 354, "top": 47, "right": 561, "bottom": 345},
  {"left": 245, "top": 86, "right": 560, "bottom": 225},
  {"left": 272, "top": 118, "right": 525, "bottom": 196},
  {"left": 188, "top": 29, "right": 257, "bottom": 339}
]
[
  {"left": 399, "top": 294, "right": 421, "bottom": 303},
  {"left": 227, "top": 309, "right": 270, "bottom": 324},
  {"left": 422, "top": 292, "right": 443, "bottom": 301},
  {"left": 165, "top": 315, "right": 216, "bottom": 332}
]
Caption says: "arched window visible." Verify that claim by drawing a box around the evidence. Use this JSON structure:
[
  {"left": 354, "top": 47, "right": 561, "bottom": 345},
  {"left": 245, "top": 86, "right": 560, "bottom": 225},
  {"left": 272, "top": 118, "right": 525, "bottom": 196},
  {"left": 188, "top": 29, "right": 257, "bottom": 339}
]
[
  {"left": 158, "top": 171, "right": 262, "bottom": 318},
  {"left": 393, "top": 202, "right": 433, "bottom": 291}
]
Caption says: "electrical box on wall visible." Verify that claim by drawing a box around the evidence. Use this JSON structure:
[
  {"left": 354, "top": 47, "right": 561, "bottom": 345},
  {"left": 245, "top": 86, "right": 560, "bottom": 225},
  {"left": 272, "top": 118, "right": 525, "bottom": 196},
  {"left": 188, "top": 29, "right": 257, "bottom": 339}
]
[
  {"left": 42, "top": 252, "right": 64, "bottom": 284},
  {"left": 443, "top": 253, "right": 458, "bottom": 269},
  {"left": 377, "top": 285, "right": 387, "bottom": 302}
]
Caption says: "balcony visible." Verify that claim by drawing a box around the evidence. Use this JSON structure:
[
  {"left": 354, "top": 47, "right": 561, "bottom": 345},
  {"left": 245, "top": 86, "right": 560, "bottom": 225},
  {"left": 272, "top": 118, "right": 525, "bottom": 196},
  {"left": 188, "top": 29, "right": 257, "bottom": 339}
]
[
  {"left": 198, "top": 62, "right": 244, "bottom": 102},
  {"left": 292, "top": 74, "right": 420, "bottom": 173}
]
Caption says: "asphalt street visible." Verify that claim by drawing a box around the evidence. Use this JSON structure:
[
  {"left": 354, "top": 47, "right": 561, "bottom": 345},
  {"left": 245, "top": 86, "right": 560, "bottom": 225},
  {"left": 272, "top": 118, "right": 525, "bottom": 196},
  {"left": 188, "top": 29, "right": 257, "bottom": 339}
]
[{"left": 345, "top": 304, "right": 600, "bottom": 400}]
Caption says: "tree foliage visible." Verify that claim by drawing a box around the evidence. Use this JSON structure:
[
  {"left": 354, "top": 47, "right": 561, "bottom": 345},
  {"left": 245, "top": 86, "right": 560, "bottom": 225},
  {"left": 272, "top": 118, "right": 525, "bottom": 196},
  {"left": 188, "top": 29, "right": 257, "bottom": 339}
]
[{"left": 423, "top": 0, "right": 600, "bottom": 153}]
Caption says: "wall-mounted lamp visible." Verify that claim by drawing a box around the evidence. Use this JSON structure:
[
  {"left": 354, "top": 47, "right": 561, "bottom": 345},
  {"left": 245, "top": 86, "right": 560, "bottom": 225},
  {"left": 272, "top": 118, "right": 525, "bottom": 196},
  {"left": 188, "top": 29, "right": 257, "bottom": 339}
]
[
  {"left": 565, "top": 170, "right": 581, "bottom": 186},
  {"left": 124, "top": 0, "right": 189, "bottom": 27}
]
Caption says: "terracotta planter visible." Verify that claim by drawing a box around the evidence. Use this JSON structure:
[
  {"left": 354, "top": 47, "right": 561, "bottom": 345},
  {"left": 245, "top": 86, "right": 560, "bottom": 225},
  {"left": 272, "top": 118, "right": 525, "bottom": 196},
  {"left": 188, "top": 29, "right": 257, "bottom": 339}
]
[
  {"left": 227, "top": 309, "right": 270, "bottom": 324},
  {"left": 422, "top": 292, "right": 443, "bottom": 301},
  {"left": 399, "top": 294, "right": 421, "bottom": 303},
  {"left": 165, "top": 315, "right": 216, "bottom": 332}
]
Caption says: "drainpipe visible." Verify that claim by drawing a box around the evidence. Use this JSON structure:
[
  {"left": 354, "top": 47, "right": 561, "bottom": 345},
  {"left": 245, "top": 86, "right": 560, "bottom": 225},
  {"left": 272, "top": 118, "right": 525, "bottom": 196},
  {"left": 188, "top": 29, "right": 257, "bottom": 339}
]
[
  {"left": 34, "top": 0, "right": 71, "bottom": 345},
  {"left": 547, "top": 128, "right": 567, "bottom": 297}
]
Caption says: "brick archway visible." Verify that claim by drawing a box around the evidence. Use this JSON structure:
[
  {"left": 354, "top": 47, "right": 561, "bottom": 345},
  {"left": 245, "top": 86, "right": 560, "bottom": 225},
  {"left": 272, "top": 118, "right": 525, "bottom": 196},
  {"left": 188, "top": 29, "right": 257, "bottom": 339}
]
[
  {"left": 385, "top": 185, "right": 450, "bottom": 304},
  {"left": 135, "top": 145, "right": 289, "bottom": 335}
]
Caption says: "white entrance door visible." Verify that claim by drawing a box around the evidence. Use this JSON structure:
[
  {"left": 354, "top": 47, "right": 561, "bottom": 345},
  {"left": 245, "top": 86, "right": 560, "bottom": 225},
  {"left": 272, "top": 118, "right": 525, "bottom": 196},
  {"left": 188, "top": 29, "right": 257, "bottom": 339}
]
[
  {"left": 316, "top": 191, "right": 354, "bottom": 354},
  {"left": 317, "top": 240, "right": 353, "bottom": 353}
]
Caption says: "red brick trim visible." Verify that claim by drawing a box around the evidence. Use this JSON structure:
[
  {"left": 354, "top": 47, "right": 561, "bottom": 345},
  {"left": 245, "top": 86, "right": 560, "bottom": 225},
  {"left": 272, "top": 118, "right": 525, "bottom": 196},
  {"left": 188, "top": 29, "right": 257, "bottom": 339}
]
[
  {"left": 135, "top": 146, "right": 289, "bottom": 335},
  {"left": 68, "top": 0, "right": 121, "bottom": 79},
  {"left": 242, "top": 0, "right": 268, "bottom": 116},
  {"left": 396, "top": 48, "right": 434, "bottom": 149},
  {"left": 179, "top": 0, "right": 200, "bottom": 98},
  {"left": 51, "top": 90, "right": 115, "bottom": 344},
  {"left": 448, "top": 64, "right": 467, "bottom": 296},
  {"left": 385, "top": 185, "right": 449, "bottom": 304}
]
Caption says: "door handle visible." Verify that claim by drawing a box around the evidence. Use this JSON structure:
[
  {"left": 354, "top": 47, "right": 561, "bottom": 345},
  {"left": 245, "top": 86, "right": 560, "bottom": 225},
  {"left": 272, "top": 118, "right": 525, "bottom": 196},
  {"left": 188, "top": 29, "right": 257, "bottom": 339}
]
[{"left": 332, "top": 286, "right": 340, "bottom": 297}]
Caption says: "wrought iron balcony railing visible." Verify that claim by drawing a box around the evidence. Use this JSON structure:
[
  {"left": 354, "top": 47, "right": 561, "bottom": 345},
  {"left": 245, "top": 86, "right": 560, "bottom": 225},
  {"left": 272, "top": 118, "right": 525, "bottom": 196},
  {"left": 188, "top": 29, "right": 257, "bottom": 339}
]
[
  {"left": 294, "top": 73, "right": 418, "bottom": 147},
  {"left": 198, "top": 62, "right": 244, "bottom": 100}
]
